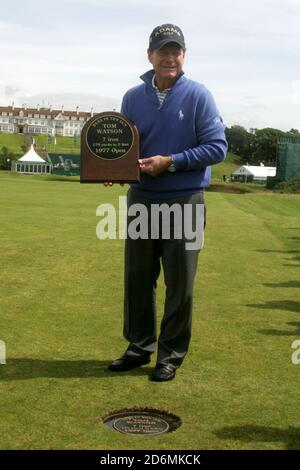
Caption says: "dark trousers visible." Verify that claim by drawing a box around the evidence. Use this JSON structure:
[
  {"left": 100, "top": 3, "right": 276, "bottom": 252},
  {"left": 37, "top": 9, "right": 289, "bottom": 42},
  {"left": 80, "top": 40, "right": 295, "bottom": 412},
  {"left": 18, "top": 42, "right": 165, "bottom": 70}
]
[{"left": 123, "top": 188, "right": 205, "bottom": 370}]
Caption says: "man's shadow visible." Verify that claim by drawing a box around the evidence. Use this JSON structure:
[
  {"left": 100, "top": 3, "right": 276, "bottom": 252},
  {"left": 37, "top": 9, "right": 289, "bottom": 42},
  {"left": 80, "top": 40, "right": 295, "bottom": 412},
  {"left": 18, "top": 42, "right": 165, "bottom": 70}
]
[
  {"left": 247, "top": 300, "right": 300, "bottom": 314},
  {"left": 258, "top": 321, "right": 300, "bottom": 337},
  {"left": 0, "top": 358, "right": 151, "bottom": 380},
  {"left": 214, "top": 425, "right": 300, "bottom": 450}
]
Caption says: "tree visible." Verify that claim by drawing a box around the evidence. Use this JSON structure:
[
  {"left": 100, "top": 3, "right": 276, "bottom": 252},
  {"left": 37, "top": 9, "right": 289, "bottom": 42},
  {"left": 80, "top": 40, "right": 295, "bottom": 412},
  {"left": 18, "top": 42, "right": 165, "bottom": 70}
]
[
  {"left": 0, "top": 146, "right": 17, "bottom": 170},
  {"left": 251, "top": 128, "right": 286, "bottom": 165},
  {"left": 20, "top": 144, "right": 27, "bottom": 154},
  {"left": 225, "top": 126, "right": 299, "bottom": 166},
  {"left": 225, "top": 125, "right": 249, "bottom": 155},
  {"left": 225, "top": 126, "right": 256, "bottom": 163}
]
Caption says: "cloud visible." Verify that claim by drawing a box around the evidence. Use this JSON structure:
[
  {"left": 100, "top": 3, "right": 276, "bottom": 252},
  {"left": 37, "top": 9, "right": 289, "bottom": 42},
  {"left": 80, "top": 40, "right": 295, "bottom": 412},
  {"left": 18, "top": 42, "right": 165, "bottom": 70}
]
[
  {"left": 16, "top": 92, "right": 120, "bottom": 113},
  {"left": 0, "top": 0, "right": 299, "bottom": 130},
  {"left": 5, "top": 85, "right": 20, "bottom": 97}
]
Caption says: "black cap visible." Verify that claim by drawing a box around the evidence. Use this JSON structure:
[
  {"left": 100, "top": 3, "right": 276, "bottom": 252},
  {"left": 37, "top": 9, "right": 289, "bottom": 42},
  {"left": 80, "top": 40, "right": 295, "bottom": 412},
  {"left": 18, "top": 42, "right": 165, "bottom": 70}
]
[{"left": 149, "top": 24, "right": 185, "bottom": 50}]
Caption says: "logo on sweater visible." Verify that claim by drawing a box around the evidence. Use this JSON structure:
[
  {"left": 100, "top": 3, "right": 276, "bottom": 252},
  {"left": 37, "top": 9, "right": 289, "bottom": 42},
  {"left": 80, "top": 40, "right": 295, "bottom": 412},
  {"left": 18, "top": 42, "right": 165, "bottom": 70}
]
[
  {"left": 178, "top": 110, "right": 184, "bottom": 121},
  {"left": 213, "top": 116, "right": 223, "bottom": 125}
]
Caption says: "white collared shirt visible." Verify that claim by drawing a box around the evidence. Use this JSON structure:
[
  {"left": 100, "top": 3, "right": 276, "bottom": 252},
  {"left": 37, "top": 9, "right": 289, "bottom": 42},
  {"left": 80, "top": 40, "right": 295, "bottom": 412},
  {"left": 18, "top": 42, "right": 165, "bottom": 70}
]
[{"left": 152, "top": 74, "right": 171, "bottom": 109}]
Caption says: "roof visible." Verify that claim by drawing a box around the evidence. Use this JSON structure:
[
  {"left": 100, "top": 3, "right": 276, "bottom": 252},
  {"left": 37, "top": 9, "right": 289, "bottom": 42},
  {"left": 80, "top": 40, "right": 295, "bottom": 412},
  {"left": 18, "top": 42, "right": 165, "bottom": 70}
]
[
  {"left": 232, "top": 165, "right": 276, "bottom": 177},
  {"left": 17, "top": 145, "right": 46, "bottom": 163},
  {"left": 0, "top": 105, "right": 92, "bottom": 120}
]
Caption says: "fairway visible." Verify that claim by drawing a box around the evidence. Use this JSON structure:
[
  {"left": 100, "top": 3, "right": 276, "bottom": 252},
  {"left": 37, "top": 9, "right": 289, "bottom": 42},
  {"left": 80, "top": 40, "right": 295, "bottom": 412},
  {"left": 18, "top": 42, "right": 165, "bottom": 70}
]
[{"left": 0, "top": 172, "right": 299, "bottom": 450}]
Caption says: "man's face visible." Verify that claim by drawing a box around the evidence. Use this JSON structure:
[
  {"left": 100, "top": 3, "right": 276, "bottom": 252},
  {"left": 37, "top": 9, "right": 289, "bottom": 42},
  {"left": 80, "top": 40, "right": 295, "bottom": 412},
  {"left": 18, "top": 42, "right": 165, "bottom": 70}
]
[{"left": 147, "top": 43, "right": 185, "bottom": 81}]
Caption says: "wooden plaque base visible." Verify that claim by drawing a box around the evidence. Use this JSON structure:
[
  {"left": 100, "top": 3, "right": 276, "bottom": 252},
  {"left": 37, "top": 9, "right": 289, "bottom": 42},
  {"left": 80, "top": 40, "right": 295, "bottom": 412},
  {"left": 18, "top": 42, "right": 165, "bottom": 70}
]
[{"left": 80, "top": 111, "right": 140, "bottom": 183}]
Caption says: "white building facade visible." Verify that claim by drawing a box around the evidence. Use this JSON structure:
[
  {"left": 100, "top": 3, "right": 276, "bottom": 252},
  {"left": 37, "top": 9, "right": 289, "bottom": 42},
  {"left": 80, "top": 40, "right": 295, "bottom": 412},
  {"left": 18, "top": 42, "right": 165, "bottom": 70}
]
[{"left": 0, "top": 104, "right": 94, "bottom": 136}]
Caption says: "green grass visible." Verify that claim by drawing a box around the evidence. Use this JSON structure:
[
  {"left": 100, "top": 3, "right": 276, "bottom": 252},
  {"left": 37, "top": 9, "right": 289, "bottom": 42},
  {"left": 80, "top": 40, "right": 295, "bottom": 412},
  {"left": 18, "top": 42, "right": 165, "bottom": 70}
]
[
  {"left": 0, "top": 172, "right": 300, "bottom": 450},
  {"left": 0, "top": 133, "right": 24, "bottom": 155},
  {"left": 0, "top": 132, "right": 80, "bottom": 156},
  {"left": 211, "top": 152, "right": 243, "bottom": 181},
  {"left": 32, "top": 135, "right": 80, "bottom": 154}
]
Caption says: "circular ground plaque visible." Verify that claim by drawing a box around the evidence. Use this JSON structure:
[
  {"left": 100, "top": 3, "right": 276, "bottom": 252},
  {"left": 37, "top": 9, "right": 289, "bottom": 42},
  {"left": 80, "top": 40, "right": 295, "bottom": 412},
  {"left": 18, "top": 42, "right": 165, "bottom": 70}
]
[{"left": 103, "top": 408, "right": 181, "bottom": 435}]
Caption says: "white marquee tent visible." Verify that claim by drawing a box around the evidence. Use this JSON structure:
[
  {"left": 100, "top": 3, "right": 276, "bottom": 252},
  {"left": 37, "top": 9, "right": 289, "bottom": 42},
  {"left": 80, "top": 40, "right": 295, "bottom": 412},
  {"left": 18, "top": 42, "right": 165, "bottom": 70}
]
[
  {"left": 231, "top": 165, "right": 276, "bottom": 182},
  {"left": 15, "top": 145, "right": 52, "bottom": 174}
]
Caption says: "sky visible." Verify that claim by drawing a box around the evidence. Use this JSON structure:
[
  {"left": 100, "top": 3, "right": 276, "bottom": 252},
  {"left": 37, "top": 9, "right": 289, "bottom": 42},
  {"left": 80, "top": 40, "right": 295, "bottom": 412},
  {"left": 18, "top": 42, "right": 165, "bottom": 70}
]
[{"left": 0, "top": 0, "right": 299, "bottom": 131}]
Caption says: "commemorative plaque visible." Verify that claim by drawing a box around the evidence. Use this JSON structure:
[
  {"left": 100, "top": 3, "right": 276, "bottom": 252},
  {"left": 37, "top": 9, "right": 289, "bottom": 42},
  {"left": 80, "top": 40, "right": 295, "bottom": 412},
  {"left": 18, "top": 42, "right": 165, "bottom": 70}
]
[
  {"left": 103, "top": 407, "right": 182, "bottom": 435},
  {"left": 80, "top": 111, "right": 140, "bottom": 183},
  {"left": 113, "top": 414, "right": 169, "bottom": 435}
]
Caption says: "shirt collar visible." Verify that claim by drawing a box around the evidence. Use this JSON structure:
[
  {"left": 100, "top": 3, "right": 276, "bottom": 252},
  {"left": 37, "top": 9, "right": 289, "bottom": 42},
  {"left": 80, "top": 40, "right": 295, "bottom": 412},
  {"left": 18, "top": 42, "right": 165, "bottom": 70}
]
[
  {"left": 152, "top": 74, "right": 171, "bottom": 93},
  {"left": 140, "top": 69, "right": 185, "bottom": 88}
]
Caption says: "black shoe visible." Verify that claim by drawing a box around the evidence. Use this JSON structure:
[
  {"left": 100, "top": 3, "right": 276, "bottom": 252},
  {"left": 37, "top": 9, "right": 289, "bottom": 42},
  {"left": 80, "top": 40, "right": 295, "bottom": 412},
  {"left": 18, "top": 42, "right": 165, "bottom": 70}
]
[
  {"left": 108, "top": 353, "right": 151, "bottom": 372},
  {"left": 151, "top": 365, "right": 176, "bottom": 382}
]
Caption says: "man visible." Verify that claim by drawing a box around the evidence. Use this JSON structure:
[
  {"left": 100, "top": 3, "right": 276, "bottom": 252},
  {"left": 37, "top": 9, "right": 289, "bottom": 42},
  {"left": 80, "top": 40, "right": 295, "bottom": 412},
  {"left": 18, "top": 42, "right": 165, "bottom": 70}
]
[{"left": 108, "top": 24, "right": 227, "bottom": 381}]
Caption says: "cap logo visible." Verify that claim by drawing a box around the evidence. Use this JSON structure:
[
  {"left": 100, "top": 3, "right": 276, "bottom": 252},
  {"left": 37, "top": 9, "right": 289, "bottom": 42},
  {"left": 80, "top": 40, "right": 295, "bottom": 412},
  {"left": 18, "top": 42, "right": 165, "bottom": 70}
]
[
  {"left": 154, "top": 26, "right": 181, "bottom": 38},
  {"left": 149, "top": 24, "right": 185, "bottom": 48}
]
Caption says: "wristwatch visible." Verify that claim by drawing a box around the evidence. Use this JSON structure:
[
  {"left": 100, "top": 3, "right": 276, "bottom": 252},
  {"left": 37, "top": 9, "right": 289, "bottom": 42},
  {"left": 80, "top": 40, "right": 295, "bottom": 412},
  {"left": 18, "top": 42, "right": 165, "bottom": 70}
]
[{"left": 167, "top": 156, "right": 176, "bottom": 173}]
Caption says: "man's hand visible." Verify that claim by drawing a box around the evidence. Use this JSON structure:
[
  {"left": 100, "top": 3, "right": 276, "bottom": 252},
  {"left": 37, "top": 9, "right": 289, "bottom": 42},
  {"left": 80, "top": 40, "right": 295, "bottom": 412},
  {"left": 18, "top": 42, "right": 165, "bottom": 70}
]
[
  {"left": 139, "top": 155, "right": 172, "bottom": 177},
  {"left": 103, "top": 182, "right": 124, "bottom": 186}
]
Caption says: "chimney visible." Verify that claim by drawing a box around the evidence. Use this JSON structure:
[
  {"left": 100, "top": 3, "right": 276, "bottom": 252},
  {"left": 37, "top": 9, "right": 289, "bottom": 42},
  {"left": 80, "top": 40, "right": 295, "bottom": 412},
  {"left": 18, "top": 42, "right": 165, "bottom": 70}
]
[
  {"left": 91, "top": 107, "right": 94, "bottom": 117},
  {"left": 76, "top": 106, "right": 79, "bottom": 115},
  {"left": 61, "top": 105, "right": 64, "bottom": 114},
  {"left": 37, "top": 104, "right": 40, "bottom": 111},
  {"left": 12, "top": 101, "right": 15, "bottom": 110},
  {"left": 50, "top": 104, "right": 52, "bottom": 112}
]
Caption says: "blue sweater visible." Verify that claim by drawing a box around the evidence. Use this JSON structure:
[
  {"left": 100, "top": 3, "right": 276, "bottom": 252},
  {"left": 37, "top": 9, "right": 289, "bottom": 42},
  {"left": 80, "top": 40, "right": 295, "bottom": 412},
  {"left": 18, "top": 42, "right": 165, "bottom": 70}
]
[{"left": 121, "top": 69, "right": 228, "bottom": 198}]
